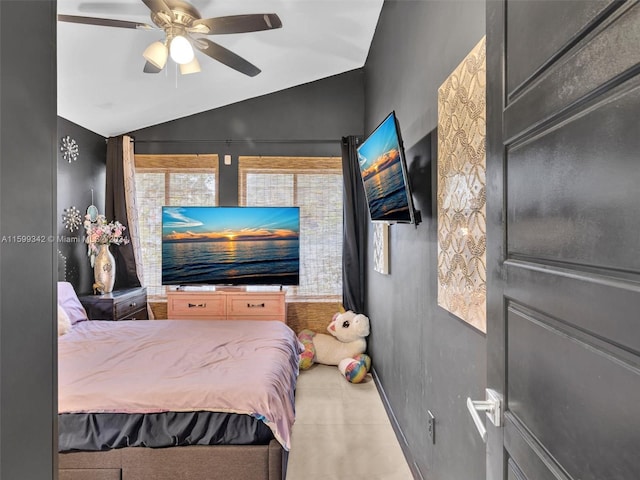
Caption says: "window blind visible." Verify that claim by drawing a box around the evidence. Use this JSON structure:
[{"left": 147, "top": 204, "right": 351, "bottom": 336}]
[
  {"left": 239, "top": 156, "right": 343, "bottom": 301},
  {"left": 134, "top": 155, "right": 218, "bottom": 297}
]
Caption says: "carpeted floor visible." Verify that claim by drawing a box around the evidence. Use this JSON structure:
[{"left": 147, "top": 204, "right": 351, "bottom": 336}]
[{"left": 286, "top": 365, "right": 413, "bottom": 480}]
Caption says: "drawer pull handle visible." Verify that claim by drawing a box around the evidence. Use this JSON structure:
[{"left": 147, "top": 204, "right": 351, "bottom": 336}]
[
  {"left": 130, "top": 302, "right": 137, "bottom": 307},
  {"left": 188, "top": 303, "right": 207, "bottom": 308},
  {"left": 247, "top": 303, "right": 265, "bottom": 308}
]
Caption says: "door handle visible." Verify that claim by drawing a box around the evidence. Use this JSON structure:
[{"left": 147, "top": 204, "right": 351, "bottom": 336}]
[{"left": 466, "top": 388, "right": 502, "bottom": 442}]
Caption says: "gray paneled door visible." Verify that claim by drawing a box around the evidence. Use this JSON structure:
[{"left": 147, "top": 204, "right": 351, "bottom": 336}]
[{"left": 485, "top": 1, "right": 640, "bottom": 480}]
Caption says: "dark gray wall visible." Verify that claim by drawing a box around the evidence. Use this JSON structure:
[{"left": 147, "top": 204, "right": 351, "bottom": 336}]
[
  {"left": 0, "top": 1, "right": 57, "bottom": 479},
  {"left": 131, "top": 70, "right": 365, "bottom": 205},
  {"left": 57, "top": 117, "right": 107, "bottom": 294},
  {"left": 363, "top": 2, "right": 486, "bottom": 479}
]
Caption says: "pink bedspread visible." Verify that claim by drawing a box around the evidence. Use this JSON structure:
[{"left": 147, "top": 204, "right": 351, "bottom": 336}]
[{"left": 58, "top": 320, "right": 302, "bottom": 450}]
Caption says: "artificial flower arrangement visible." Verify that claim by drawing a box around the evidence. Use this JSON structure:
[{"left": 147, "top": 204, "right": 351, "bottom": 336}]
[{"left": 83, "top": 214, "right": 129, "bottom": 267}]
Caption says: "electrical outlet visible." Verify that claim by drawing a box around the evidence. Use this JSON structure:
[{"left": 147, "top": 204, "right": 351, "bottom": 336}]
[{"left": 427, "top": 410, "right": 436, "bottom": 444}]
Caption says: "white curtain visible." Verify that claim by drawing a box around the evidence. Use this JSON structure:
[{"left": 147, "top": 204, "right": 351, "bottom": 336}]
[{"left": 121, "top": 135, "right": 154, "bottom": 319}]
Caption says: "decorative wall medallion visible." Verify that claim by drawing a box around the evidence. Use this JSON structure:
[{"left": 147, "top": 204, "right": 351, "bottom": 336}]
[
  {"left": 437, "top": 36, "right": 487, "bottom": 333},
  {"left": 62, "top": 206, "right": 82, "bottom": 231},
  {"left": 60, "top": 135, "right": 79, "bottom": 163},
  {"left": 373, "top": 222, "right": 389, "bottom": 275}
]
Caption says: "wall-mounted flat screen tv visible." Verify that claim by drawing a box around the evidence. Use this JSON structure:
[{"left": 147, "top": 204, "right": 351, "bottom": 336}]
[
  {"left": 162, "top": 206, "right": 300, "bottom": 286},
  {"left": 357, "top": 111, "right": 417, "bottom": 224}
]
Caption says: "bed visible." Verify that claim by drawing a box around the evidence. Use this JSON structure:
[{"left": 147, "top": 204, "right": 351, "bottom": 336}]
[{"left": 57, "top": 284, "right": 302, "bottom": 480}]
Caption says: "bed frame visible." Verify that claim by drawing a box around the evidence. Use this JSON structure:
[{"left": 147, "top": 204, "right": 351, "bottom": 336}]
[{"left": 59, "top": 440, "right": 287, "bottom": 480}]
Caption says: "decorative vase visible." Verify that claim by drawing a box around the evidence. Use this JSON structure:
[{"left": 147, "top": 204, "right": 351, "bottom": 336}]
[{"left": 94, "top": 244, "right": 116, "bottom": 293}]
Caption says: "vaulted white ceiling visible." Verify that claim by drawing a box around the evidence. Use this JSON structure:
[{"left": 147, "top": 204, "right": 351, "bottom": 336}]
[{"left": 57, "top": 0, "right": 383, "bottom": 137}]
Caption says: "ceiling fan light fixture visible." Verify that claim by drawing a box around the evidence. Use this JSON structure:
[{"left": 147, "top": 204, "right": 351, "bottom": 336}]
[
  {"left": 170, "top": 35, "right": 195, "bottom": 65},
  {"left": 180, "top": 56, "right": 201, "bottom": 75},
  {"left": 143, "top": 41, "right": 168, "bottom": 69}
]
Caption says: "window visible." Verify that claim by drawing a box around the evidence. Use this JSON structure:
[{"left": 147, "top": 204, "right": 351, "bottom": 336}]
[
  {"left": 239, "top": 157, "right": 343, "bottom": 301},
  {"left": 134, "top": 155, "right": 218, "bottom": 297}
]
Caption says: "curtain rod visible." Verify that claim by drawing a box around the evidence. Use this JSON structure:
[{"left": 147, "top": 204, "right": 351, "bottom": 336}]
[{"left": 130, "top": 138, "right": 342, "bottom": 145}]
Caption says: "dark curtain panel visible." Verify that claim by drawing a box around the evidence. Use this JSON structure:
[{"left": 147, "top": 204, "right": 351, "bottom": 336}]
[
  {"left": 105, "top": 136, "right": 141, "bottom": 289},
  {"left": 341, "top": 136, "right": 367, "bottom": 313}
]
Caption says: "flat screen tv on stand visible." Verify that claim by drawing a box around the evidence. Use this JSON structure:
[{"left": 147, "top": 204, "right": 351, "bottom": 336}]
[
  {"left": 356, "top": 111, "right": 420, "bottom": 225},
  {"left": 161, "top": 206, "right": 300, "bottom": 288}
]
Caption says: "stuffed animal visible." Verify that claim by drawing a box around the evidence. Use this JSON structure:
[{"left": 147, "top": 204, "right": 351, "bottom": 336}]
[{"left": 298, "top": 310, "right": 372, "bottom": 383}]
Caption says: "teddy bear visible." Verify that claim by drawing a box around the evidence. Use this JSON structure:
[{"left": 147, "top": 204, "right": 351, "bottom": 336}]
[{"left": 298, "top": 310, "right": 372, "bottom": 383}]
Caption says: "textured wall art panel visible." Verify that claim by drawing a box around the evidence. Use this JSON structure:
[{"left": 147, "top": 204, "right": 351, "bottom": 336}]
[
  {"left": 373, "top": 222, "right": 389, "bottom": 275},
  {"left": 437, "top": 36, "right": 487, "bottom": 332}
]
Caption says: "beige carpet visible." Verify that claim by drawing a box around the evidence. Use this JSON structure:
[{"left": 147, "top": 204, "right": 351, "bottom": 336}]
[{"left": 286, "top": 365, "right": 413, "bottom": 480}]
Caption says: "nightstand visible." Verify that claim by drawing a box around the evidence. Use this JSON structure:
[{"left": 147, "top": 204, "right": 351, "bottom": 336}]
[{"left": 79, "top": 287, "right": 148, "bottom": 321}]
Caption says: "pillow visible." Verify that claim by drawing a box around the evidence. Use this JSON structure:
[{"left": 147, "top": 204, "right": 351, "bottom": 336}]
[
  {"left": 57, "top": 281, "right": 88, "bottom": 324},
  {"left": 58, "top": 305, "right": 72, "bottom": 336}
]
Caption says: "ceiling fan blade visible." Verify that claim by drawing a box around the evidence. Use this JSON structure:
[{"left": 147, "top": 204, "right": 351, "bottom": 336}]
[
  {"left": 195, "top": 38, "right": 261, "bottom": 77},
  {"left": 192, "top": 14, "right": 282, "bottom": 35},
  {"left": 143, "top": 61, "right": 163, "bottom": 74},
  {"left": 57, "top": 14, "right": 154, "bottom": 30},
  {"left": 78, "top": 3, "right": 145, "bottom": 15},
  {"left": 141, "top": 0, "right": 174, "bottom": 20}
]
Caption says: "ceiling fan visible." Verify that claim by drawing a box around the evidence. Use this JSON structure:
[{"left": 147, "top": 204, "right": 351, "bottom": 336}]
[{"left": 58, "top": 0, "right": 282, "bottom": 76}]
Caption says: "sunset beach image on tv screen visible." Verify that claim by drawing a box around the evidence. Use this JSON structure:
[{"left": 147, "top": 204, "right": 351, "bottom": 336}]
[
  {"left": 357, "top": 113, "right": 412, "bottom": 222},
  {"left": 161, "top": 206, "right": 300, "bottom": 286}
]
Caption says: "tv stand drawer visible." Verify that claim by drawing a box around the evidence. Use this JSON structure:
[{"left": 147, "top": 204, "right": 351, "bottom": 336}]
[
  {"left": 167, "top": 293, "right": 226, "bottom": 319},
  {"left": 227, "top": 293, "right": 286, "bottom": 321}
]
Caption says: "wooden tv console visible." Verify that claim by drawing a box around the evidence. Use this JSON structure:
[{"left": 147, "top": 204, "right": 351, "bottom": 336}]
[{"left": 166, "top": 287, "right": 286, "bottom": 322}]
